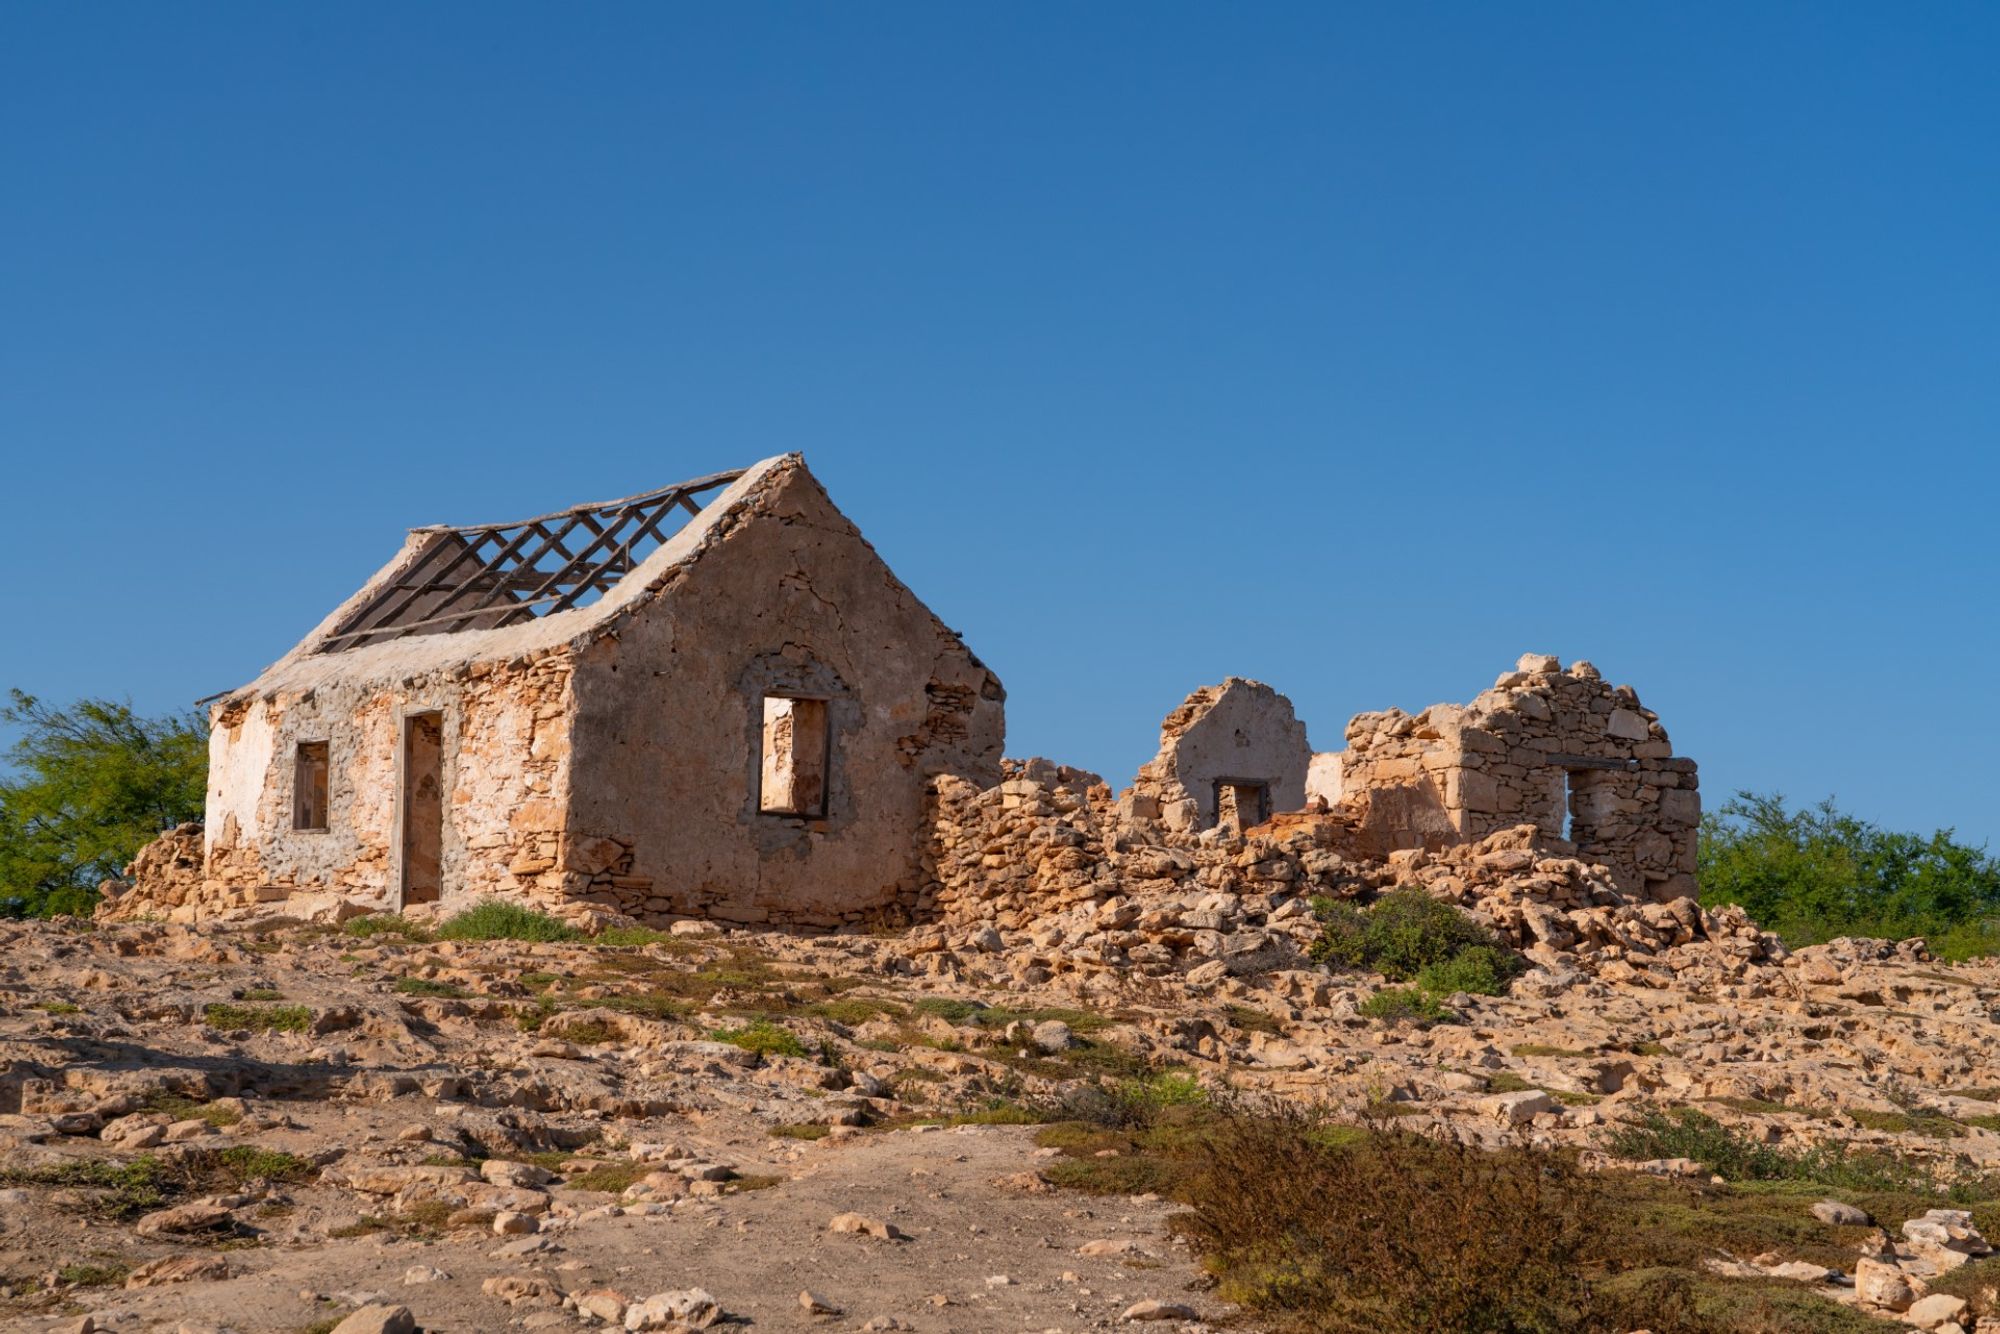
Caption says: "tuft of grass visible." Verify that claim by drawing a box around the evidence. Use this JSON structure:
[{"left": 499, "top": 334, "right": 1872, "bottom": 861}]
[
  {"left": 770, "top": 1123, "right": 832, "bottom": 1140},
  {"left": 392, "top": 977, "right": 468, "bottom": 999},
  {"left": 801, "top": 997, "right": 906, "bottom": 1025},
  {"left": 34, "top": 1001, "right": 82, "bottom": 1015},
  {"left": 203, "top": 1002, "right": 313, "bottom": 1034},
  {"left": 140, "top": 1092, "right": 241, "bottom": 1128},
  {"left": 1850, "top": 1106, "right": 1965, "bottom": 1139},
  {"left": 343, "top": 914, "right": 433, "bottom": 942},
  {"left": 1605, "top": 1107, "right": 1942, "bottom": 1192},
  {"left": 215, "top": 1146, "right": 315, "bottom": 1185},
  {"left": 239, "top": 987, "right": 284, "bottom": 1002},
  {"left": 1512, "top": 1044, "right": 1597, "bottom": 1059},
  {"left": 556, "top": 1017, "right": 621, "bottom": 1046},
  {"left": 56, "top": 1261, "right": 127, "bottom": 1287},
  {"left": 1224, "top": 1004, "right": 1285, "bottom": 1035},
  {"left": 592, "top": 926, "right": 678, "bottom": 947},
  {"left": 435, "top": 899, "right": 580, "bottom": 943},
  {"left": 1359, "top": 986, "right": 1451, "bottom": 1025},
  {"left": 327, "top": 1215, "right": 391, "bottom": 1239},
  {"left": 0, "top": 1156, "right": 175, "bottom": 1219},
  {"left": 565, "top": 1163, "right": 646, "bottom": 1194},
  {"left": 708, "top": 1019, "right": 807, "bottom": 1058}
]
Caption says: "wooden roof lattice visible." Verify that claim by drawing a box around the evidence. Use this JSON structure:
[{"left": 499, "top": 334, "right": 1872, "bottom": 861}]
[{"left": 320, "top": 468, "right": 747, "bottom": 652}]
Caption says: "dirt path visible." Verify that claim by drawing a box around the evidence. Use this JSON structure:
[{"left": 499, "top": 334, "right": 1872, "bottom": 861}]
[{"left": 19, "top": 1126, "right": 1208, "bottom": 1334}]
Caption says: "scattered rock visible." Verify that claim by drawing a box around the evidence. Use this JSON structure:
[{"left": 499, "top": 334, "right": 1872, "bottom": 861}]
[
  {"left": 828, "top": 1211, "right": 906, "bottom": 1240},
  {"left": 624, "top": 1287, "right": 721, "bottom": 1330},
  {"left": 1122, "top": 1299, "right": 1200, "bottom": 1321},
  {"left": 331, "top": 1307, "right": 417, "bottom": 1334}
]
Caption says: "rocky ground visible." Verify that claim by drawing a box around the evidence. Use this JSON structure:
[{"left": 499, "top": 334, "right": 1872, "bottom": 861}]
[{"left": 6, "top": 868, "right": 2000, "bottom": 1332}]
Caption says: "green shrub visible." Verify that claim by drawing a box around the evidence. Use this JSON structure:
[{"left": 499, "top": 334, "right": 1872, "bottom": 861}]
[
  {"left": 1414, "top": 944, "right": 1521, "bottom": 997},
  {"left": 1313, "top": 888, "right": 1522, "bottom": 995},
  {"left": 708, "top": 1019, "right": 807, "bottom": 1058},
  {"left": 435, "top": 899, "right": 579, "bottom": 943}
]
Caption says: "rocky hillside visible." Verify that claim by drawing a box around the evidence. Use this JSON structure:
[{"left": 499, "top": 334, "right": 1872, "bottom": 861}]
[{"left": 9, "top": 841, "right": 2000, "bottom": 1331}]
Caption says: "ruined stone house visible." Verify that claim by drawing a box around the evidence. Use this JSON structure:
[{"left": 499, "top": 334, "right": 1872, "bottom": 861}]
[{"left": 182, "top": 454, "right": 1005, "bottom": 927}]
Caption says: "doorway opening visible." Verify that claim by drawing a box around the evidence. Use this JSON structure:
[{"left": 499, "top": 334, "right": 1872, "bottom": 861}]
[
  {"left": 1214, "top": 779, "right": 1270, "bottom": 834},
  {"left": 400, "top": 712, "right": 444, "bottom": 906}
]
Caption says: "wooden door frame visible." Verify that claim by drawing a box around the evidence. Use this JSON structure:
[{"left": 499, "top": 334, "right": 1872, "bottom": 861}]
[{"left": 392, "top": 708, "right": 445, "bottom": 910}]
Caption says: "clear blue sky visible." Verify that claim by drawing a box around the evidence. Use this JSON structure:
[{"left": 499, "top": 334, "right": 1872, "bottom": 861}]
[{"left": 3, "top": 4, "right": 1996, "bottom": 845}]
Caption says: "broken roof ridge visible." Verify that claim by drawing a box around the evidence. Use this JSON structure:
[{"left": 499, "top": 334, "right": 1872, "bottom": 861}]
[
  {"left": 415, "top": 465, "right": 754, "bottom": 535},
  {"left": 318, "top": 457, "right": 789, "bottom": 653}
]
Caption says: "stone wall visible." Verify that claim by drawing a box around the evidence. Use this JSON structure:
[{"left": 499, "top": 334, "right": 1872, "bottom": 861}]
[
  {"left": 925, "top": 759, "right": 1376, "bottom": 931},
  {"left": 1332, "top": 653, "right": 1699, "bottom": 901}
]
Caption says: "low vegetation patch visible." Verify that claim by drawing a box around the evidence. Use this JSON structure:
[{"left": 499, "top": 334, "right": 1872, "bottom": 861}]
[
  {"left": 140, "top": 1091, "right": 241, "bottom": 1128},
  {"left": 56, "top": 1260, "right": 128, "bottom": 1287},
  {"left": 769, "top": 1122, "right": 831, "bottom": 1140},
  {"left": 202, "top": 1001, "right": 313, "bottom": 1034},
  {"left": 1034, "top": 1097, "right": 1919, "bottom": 1333},
  {"left": 342, "top": 914, "right": 432, "bottom": 942},
  {"left": 1605, "top": 1106, "right": 1963, "bottom": 1195},
  {"left": 1358, "top": 986, "right": 1451, "bottom": 1024},
  {"left": 1315, "top": 888, "right": 1525, "bottom": 1024},
  {"left": 708, "top": 1019, "right": 807, "bottom": 1058},
  {"left": 565, "top": 1162, "right": 646, "bottom": 1194},
  {"left": 434, "top": 899, "right": 580, "bottom": 943},
  {"left": 392, "top": 977, "right": 468, "bottom": 999}
]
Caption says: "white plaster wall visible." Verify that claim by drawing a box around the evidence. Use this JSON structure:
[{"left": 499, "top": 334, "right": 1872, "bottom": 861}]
[
  {"left": 1305, "top": 751, "right": 1345, "bottom": 807},
  {"left": 206, "top": 698, "right": 276, "bottom": 860}
]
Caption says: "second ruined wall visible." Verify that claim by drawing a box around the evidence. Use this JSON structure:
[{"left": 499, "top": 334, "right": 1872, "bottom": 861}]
[
  {"left": 1334, "top": 654, "right": 1699, "bottom": 901},
  {"left": 562, "top": 458, "right": 1005, "bottom": 927}
]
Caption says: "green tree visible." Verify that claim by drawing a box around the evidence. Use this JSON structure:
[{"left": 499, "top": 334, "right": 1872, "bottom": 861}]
[
  {"left": 1698, "top": 791, "right": 2000, "bottom": 955},
  {"left": 0, "top": 691, "right": 208, "bottom": 917}
]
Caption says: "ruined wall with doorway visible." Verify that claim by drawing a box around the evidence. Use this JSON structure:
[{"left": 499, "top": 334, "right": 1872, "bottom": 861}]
[
  {"left": 103, "top": 654, "right": 576, "bottom": 923},
  {"left": 1123, "top": 679, "right": 1309, "bottom": 834},
  {"left": 562, "top": 459, "right": 1005, "bottom": 929},
  {"left": 1332, "top": 654, "right": 1699, "bottom": 901}
]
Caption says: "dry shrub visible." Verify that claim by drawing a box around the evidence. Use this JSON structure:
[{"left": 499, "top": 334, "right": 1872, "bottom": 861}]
[
  {"left": 1179, "top": 1103, "right": 1592, "bottom": 1332},
  {"left": 1173, "top": 1103, "right": 1887, "bottom": 1334}
]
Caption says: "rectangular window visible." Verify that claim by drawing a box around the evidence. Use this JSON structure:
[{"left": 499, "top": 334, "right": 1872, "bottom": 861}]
[
  {"left": 759, "top": 696, "right": 828, "bottom": 817},
  {"left": 293, "top": 741, "right": 330, "bottom": 831}
]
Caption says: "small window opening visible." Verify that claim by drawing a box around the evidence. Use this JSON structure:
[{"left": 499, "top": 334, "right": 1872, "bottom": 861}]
[
  {"left": 293, "top": 741, "right": 330, "bottom": 831},
  {"left": 1564, "top": 769, "right": 1598, "bottom": 846},
  {"left": 760, "top": 696, "right": 828, "bottom": 817},
  {"left": 1214, "top": 780, "right": 1269, "bottom": 834}
]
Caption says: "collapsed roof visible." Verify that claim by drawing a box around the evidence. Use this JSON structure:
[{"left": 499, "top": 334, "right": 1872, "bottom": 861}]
[{"left": 320, "top": 468, "right": 748, "bottom": 652}]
